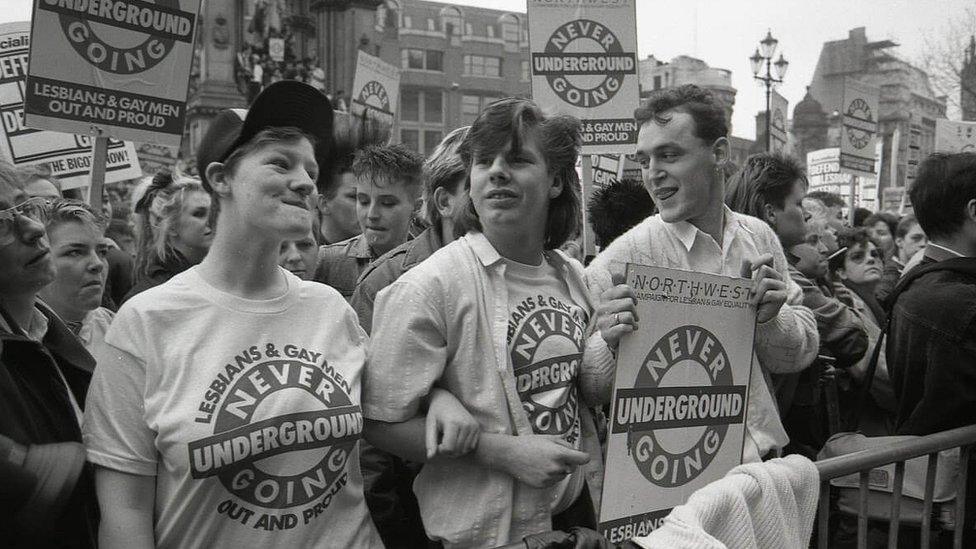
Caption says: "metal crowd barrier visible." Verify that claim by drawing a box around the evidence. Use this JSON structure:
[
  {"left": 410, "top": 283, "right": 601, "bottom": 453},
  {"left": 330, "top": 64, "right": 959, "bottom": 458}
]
[{"left": 815, "top": 424, "right": 976, "bottom": 549}]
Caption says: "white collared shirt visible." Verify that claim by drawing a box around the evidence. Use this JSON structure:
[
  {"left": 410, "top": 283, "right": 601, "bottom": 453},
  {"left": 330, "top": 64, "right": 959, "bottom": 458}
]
[{"left": 586, "top": 208, "right": 820, "bottom": 461}]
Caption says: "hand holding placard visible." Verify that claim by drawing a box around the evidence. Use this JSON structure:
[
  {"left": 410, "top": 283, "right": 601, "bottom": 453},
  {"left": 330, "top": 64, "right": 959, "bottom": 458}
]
[
  {"left": 597, "top": 271, "right": 639, "bottom": 350},
  {"left": 739, "top": 253, "right": 788, "bottom": 323}
]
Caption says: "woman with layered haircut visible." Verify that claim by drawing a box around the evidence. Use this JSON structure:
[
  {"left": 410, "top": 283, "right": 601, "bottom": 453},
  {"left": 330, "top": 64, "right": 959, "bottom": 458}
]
[
  {"left": 364, "top": 97, "right": 615, "bottom": 548},
  {"left": 83, "top": 82, "right": 382, "bottom": 548},
  {"left": 124, "top": 171, "right": 213, "bottom": 302}
]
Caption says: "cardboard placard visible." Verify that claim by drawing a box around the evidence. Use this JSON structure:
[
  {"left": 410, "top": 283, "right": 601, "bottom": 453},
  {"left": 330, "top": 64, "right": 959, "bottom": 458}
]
[
  {"left": 23, "top": 0, "right": 202, "bottom": 146},
  {"left": 839, "top": 77, "right": 880, "bottom": 176},
  {"left": 769, "top": 90, "right": 788, "bottom": 153},
  {"left": 0, "top": 21, "right": 141, "bottom": 189},
  {"left": 599, "top": 264, "right": 756, "bottom": 542},
  {"left": 350, "top": 50, "right": 400, "bottom": 123},
  {"left": 527, "top": 0, "right": 640, "bottom": 154}
]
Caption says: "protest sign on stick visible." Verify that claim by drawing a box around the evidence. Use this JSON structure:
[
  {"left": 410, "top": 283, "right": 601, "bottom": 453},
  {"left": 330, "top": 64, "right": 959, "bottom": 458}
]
[
  {"left": 350, "top": 50, "right": 400, "bottom": 125},
  {"left": 839, "top": 77, "right": 879, "bottom": 178},
  {"left": 935, "top": 119, "right": 976, "bottom": 153},
  {"left": 599, "top": 264, "right": 756, "bottom": 542},
  {"left": 23, "top": 0, "right": 202, "bottom": 147},
  {"left": 0, "top": 21, "right": 141, "bottom": 190},
  {"left": 770, "top": 90, "right": 788, "bottom": 154},
  {"left": 528, "top": 0, "right": 640, "bottom": 156}
]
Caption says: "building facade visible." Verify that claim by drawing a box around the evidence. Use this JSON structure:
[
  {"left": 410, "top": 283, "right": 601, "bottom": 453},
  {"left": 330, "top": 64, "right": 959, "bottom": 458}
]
[
  {"left": 638, "top": 55, "right": 737, "bottom": 135},
  {"left": 806, "top": 27, "right": 947, "bottom": 194},
  {"left": 183, "top": 0, "right": 531, "bottom": 160},
  {"left": 963, "top": 36, "right": 976, "bottom": 122}
]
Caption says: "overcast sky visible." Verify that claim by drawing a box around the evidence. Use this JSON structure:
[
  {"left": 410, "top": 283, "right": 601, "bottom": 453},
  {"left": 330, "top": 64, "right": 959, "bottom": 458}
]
[{"left": 4, "top": 0, "right": 970, "bottom": 140}]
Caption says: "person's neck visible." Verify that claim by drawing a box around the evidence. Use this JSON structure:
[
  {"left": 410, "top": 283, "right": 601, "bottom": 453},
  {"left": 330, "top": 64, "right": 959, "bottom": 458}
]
[
  {"left": 929, "top": 235, "right": 976, "bottom": 258},
  {"left": 438, "top": 219, "right": 455, "bottom": 247},
  {"left": 37, "top": 291, "right": 86, "bottom": 323},
  {"left": 196, "top": 222, "right": 286, "bottom": 300},
  {"left": 484, "top": 227, "right": 545, "bottom": 265},
  {"left": 319, "top": 219, "right": 355, "bottom": 245},
  {"left": 173, "top": 241, "right": 205, "bottom": 264},
  {"left": 687, "top": 201, "right": 727, "bottom": 248},
  {"left": 1, "top": 292, "right": 38, "bottom": 333},
  {"left": 845, "top": 279, "right": 878, "bottom": 297}
]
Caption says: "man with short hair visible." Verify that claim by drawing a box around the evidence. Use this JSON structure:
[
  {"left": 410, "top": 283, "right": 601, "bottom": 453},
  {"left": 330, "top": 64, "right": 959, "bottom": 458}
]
[
  {"left": 586, "top": 84, "right": 819, "bottom": 462},
  {"left": 315, "top": 144, "right": 424, "bottom": 298},
  {"left": 587, "top": 177, "right": 656, "bottom": 250},
  {"left": 888, "top": 152, "right": 976, "bottom": 435},
  {"left": 803, "top": 190, "right": 847, "bottom": 252}
]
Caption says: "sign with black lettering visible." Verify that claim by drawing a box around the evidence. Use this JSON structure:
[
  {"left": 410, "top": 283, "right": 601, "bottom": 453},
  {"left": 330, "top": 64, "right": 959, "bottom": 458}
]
[
  {"left": 770, "top": 90, "right": 788, "bottom": 154},
  {"left": 598, "top": 264, "right": 756, "bottom": 542},
  {"left": 350, "top": 50, "right": 399, "bottom": 124},
  {"left": 840, "top": 77, "right": 880, "bottom": 177},
  {"left": 23, "top": 0, "right": 201, "bottom": 146},
  {"left": 527, "top": 0, "right": 639, "bottom": 154},
  {"left": 0, "top": 21, "right": 140, "bottom": 188}
]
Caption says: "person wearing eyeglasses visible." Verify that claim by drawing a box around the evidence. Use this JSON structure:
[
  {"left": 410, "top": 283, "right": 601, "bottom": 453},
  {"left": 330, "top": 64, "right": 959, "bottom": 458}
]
[
  {"left": 0, "top": 160, "right": 98, "bottom": 548},
  {"left": 827, "top": 228, "right": 896, "bottom": 434}
]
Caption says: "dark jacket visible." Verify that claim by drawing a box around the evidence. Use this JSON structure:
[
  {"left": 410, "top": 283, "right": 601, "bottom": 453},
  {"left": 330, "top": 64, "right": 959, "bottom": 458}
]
[
  {"left": 313, "top": 234, "right": 375, "bottom": 299},
  {"left": 887, "top": 254, "right": 976, "bottom": 435},
  {"left": 0, "top": 302, "right": 98, "bottom": 548},
  {"left": 351, "top": 227, "right": 445, "bottom": 334},
  {"left": 123, "top": 249, "right": 193, "bottom": 304}
]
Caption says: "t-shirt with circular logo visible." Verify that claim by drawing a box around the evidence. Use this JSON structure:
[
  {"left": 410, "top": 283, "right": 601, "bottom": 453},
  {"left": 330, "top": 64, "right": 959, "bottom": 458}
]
[
  {"left": 503, "top": 255, "right": 588, "bottom": 514},
  {"left": 82, "top": 267, "right": 382, "bottom": 548}
]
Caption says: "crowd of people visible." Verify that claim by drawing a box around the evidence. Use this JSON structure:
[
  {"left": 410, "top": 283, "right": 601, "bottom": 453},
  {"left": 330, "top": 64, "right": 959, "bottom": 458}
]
[{"left": 2, "top": 80, "right": 974, "bottom": 549}]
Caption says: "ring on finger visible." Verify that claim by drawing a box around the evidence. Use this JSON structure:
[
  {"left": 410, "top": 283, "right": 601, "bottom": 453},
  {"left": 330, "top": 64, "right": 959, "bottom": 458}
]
[{"left": 614, "top": 312, "right": 620, "bottom": 324}]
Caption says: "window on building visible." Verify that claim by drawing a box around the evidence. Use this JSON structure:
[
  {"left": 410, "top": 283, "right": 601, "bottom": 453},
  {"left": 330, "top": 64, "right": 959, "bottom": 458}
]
[
  {"left": 402, "top": 49, "right": 442, "bottom": 72},
  {"left": 653, "top": 75, "right": 662, "bottom": 89},
  {"left": 461, "top": 94, "right": 499, "bottom": 125},
  {"left": 400, "top": 89, "right": 444, "bottom": 154},
  {"left": 402, "top": 15, "right": 412, "bottom": 28},
  {"left": 486, "top": 24, "right": 495, "bottom": 38},
  {"left": 426, "top": 50, "right": 443, "bottom": 72},
  {"left": 440, "top": 6, "right": 462, "bottom": 36},
  {"left": 521, "top": 60, "right": 530, "bottom": 81},
  {"left": 427, "top": 18, "right": 435, "bottom": 31},
  {"left": 376, "top": 0, "right": 399, "bottom": 29},
  {"left": 465, "top": 23, "right": 473, "bottom": 35},
  {"left": 400, "top": 129, "right": 420, "bottom": 152},
  {"left": 500, "top": 14, "right": 519, "bottom": 50},
  {"left": 464, "top": 55, "right": 501, "bottom": 77}
]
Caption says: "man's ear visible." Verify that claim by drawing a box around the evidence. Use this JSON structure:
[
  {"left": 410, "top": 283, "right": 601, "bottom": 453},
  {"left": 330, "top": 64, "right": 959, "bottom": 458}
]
[
  {"left": 432, "top": 186, "right": 454, "bottom": 218},
  {"left": 205, "top": 162, "right": 231, "bottom": 197},
  {"left": 712, "top": 137, "right": 730, "bottom": 165},
  {"left": 966, "top": 198, "right": 976, "bottom": 223},
  {"left": 762, "top": 202, "right": 777, "bottom": 226}
]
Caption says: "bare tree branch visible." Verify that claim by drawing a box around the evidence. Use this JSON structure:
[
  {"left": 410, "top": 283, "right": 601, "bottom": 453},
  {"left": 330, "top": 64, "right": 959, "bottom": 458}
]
[{"left": 917, "top": 6, "right": 976, "bottom": 116}]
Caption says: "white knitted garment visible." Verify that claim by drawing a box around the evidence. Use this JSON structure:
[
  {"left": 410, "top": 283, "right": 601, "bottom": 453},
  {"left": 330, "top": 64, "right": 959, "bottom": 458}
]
[{"left": 633, "top": 454, "right": 820, "bottom": 549}]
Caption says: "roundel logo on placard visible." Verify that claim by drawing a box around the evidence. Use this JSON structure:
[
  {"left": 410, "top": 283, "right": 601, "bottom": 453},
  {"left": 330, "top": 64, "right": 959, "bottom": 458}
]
[
  {"left": 532, "top": 19, "right": 637, "bottom": 108},
  {"left": 845, "top": 97, "right": 874, "bottom": 150},
  {"left": 45, "top": 0, "right": 195, "bottom": 74},
  {"left": 618, "top": 325, "right": 746, "bottom": 488},
  {"left": 354, "top": 81, "right": 392, "bottom": 115},
  {"left": 188, "top": 357, "right": 362, "bottom": 509}
]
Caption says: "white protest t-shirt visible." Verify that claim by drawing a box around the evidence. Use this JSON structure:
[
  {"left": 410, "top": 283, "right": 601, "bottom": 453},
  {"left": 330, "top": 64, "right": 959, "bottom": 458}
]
[
  {"left": 83, "top": 267, "right": 382, "bottom": 549},
  {"left": 504, "top": 256, "right": 588, "bottom": 514}
]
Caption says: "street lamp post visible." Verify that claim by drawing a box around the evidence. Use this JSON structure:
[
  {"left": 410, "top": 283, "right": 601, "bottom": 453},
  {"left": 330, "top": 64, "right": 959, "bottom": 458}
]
[{"left": 750, "top": 30, "right": 789, "bottom": 152}]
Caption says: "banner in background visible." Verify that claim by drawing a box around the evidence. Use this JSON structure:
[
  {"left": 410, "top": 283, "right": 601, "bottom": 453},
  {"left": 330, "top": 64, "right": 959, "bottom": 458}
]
[
  {"left": 839, "top": 77, "right": 880, "bottom": 176},
  {"left": 350, "top": 50, "right": 400, "bottom": 124},
  {"left": 0, "top": 21, "right": 141, "bottom": 189},
  {"left": 528, "top": 0, "right": 640, "bottom": 154},
  {"left": 935, "top": 119, "right": 976, "bottom": 153},
  {"left": 598, "top": 264, "right": 755, "bottom": 541},
  {"left": 23, "top": 0, "right": 202, "bottom": 146},
  {"left": 806, "top": 146, "right": 880, "bottom": 211},
  {"left": 769, "top": 90, "right": 788, "bottom": 154}
]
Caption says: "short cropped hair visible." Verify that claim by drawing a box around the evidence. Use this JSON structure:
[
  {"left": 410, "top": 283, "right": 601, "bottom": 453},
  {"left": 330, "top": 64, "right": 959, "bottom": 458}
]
[
  {"left": 322, "top": 112, "right": 390, "bottom": 199},
  {"left": 806, "top": 190, "right": 845, "bottom": 209},
  {"left": 423, "top": 126, "right": 469, "bottom": 226},
  {"left": 633, "top": 84, "right": 728, "bottom": 144},
  {"left": 352, "top": 144, "right": 424, "bottom": 197},
  {"left": 457, "top": 97, "right": 582, "bottom": 250},
  {"left": 725, "top": 152, "right": 807, "bottom": 220},
  {"left": 895, "top": 213, "right": 919, "bottom": 239},
  {"left": 44, "top": 199, "right": 105, "bottom": 234},
  {"left": 588, "top": 178, "right": 655, "bottom": 249},
  {"left": 828, "top": 227, "right": 873, "bottom": 274},
  {"left": 853, "top": 207, "right": 873, "bottom": 227},
  {"left": 909, "top": 152, "right": 976, "bottom": 240}
]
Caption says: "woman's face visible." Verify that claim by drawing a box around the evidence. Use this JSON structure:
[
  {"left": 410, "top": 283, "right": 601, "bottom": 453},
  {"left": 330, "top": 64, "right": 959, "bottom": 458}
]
[
  {"left": 225, "top": 137, "right": 318, "bottom": 241},
  {"left": 840, "top": 241, "right": 883, "bottom": 285},
  {"left": 868, "top": 220, "right": 894, "bottom": 256},
  {"left": 278, "top": 229, "right": 318, "bottom": 280},
  {"left": 172, "top": 190, "right": 213, "bottom": 258},
  {"left": 469, "top": 131, "right": 559, "bottom": 240},
  {"left": 40, "top": 220, "right": 108, "bottom": 319}
]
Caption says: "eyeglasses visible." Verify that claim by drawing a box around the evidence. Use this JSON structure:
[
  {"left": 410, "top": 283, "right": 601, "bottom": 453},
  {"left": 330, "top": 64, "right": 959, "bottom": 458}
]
[
  {"left": 847, "top": 247, "right": 882, "bottom": 264},
  {"left": 0, "top": 197, "right": 50, "bottom": 246}
]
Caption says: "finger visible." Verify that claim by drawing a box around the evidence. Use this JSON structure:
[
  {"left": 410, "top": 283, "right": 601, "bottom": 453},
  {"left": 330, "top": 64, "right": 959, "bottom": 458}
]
[
  {"left": 750, "top": 279, "right": 786, "bottom": 306},
  {"left": 600, "top": 284, "right": 637, "bottom": 303},
  {"left": 599, "top": 297, "right": 639, "bottom": 318},
  {"left": 754, "top": 264, "right": 782, "bottom": 282},
  {"left": 438, "top": 423, "right": 459, "bottom": 456},
  {"left": 610, "top": 270, "right": 627, "bottom": 286},
  {"left": 739, "top": 258, "right": 753, "bottom": 279},
  {"left": 602, "top": 324, "right": 637, "bottom": 344},
  {"left": 558, "top": 448, "right": 591, "bottom": 466},
  {"left": 464, "top": 430, "right": 479, "bottom": 454},
  {"left": 751, "top": 253, "right": 774, "bottom": 270},
  {"left": 424, "top": 417, "right": 438, "bottom": 460}
]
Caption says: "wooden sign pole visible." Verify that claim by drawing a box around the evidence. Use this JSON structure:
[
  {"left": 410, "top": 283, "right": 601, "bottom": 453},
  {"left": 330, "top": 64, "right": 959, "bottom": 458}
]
[{"left": 88, "top": 133, "right": 108, "bottom": 214}]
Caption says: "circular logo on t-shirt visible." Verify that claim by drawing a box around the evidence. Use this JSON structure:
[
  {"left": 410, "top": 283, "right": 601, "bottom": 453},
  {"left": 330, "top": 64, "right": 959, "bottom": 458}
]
[
  {"left": 189, "top": 351, "right": 361, "bottom": 510},
  {"left": 509, "top": 296, "right": 586, "bottom": 441},
  {"left": 622, "top": 325, "right": 744, "bottom": 488}
]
